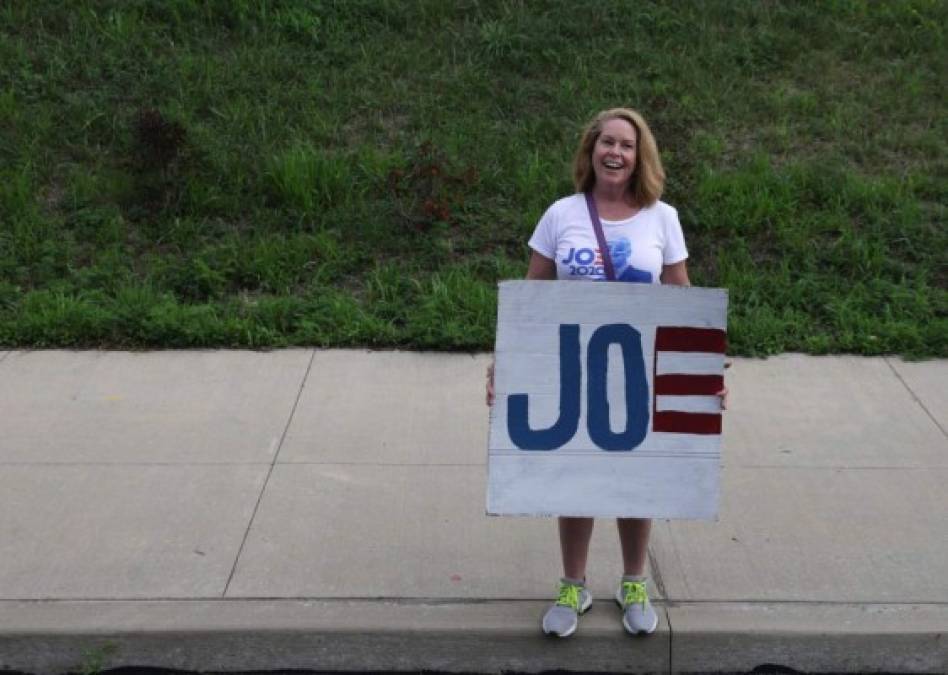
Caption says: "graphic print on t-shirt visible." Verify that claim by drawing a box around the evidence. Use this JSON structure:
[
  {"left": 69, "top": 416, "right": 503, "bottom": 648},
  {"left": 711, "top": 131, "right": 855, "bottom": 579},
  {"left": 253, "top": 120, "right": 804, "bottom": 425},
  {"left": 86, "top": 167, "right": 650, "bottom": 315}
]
[{"left": 559, "top": 237, "right": 653, "bottom": 283}]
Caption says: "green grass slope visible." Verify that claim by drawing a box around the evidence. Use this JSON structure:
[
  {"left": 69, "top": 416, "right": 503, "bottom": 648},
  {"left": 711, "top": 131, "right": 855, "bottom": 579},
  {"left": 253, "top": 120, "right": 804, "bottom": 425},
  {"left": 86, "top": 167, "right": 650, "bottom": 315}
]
[{"left": 1, "top": 0, "right": 945, "bottom": 355}]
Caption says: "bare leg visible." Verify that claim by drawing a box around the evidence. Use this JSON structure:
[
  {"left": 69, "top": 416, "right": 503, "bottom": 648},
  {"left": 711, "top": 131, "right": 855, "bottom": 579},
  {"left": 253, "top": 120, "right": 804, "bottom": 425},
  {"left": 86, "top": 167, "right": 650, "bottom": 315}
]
[
  {"left": 559, "top": 517, "right": 594, "bottom": 580},
  {"left": 617, "top": 518, "right": 651, "bottom": 576}
]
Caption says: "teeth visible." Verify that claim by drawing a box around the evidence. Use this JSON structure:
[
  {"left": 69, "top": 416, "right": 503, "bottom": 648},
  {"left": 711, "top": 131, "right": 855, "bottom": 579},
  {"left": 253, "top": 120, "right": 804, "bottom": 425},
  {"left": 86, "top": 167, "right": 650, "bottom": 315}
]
[{"left": 603, "top": 161, "right": 623, "bottom": 169}]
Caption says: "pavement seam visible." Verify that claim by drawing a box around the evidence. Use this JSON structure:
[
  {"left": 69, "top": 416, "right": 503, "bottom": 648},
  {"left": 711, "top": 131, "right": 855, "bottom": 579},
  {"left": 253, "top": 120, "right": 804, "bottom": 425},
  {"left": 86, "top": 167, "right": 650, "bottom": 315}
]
[
  {"left": 275, "top": 460, "right": 486, "bottom": 466},
  {"left": 8, "top": 597, "right": 943, "bottom": 605},
  {"left": 885, "top": 356, "right": 948, "bottom": 438},
  {"left": 12, "top": 462, "right": 945, "bottom": 469},
  {"left": 725, "top": 464, "right": 948, "bottom": 470},
  {"left": 0, "top": 351, "right": 11, "bottom": 364},
  {"left": 667, "top": 528, "right": 693, "bottom": 599},
  {"left": 0, "top": 461, "right": 275, "bottom": 466},
  {"left": 646, "top": 548, "right": 674, "bottom": 674},
  {"left": 221, "top": 348, "right": 317, "bottom": 597},
  {"left": 648, "top": 546, "right": 668, "bottom": 600}
]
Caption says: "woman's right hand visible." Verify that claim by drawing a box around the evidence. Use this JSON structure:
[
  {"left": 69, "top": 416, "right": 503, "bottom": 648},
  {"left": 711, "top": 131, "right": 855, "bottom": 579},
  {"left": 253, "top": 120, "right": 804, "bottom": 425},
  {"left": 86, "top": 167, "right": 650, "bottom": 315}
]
[{"left": 486, "top": 360, "right": 495, "bottom": 407}]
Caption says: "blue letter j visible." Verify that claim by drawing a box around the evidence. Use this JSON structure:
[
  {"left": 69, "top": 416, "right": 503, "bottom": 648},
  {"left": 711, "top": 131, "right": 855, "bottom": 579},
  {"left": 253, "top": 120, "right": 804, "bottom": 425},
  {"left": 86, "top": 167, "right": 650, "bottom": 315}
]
[{"left": 507, "top": 324, "right": 581, "bottom": 451}]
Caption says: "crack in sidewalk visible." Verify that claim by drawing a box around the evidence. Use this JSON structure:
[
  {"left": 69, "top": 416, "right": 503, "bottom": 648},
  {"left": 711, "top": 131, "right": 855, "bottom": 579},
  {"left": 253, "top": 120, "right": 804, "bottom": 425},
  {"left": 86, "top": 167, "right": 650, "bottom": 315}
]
[
  {"left": 648, "top": 546, "right": 668, "bottom": 600},
  {"left": 3, "top": 597, "right": 947, "bottom": 605},
  {"left": 885, "top": 357, "right": 947, "bottom": 438},
  {"left": 648, "top": 543, "right": 675, "bottom": 672},
  {"left": 222, "top": 349, "right": 317, "bottom": 597}
]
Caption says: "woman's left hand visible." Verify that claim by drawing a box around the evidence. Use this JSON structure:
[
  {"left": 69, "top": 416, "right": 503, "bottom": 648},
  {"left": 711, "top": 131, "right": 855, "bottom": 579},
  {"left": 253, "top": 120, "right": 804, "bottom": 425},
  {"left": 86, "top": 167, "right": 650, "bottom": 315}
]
[
  {"left": 717, "top": 361, "right": 731, "bottom": 410},
  {"left": 486, "top": 360, "right": 495, "bottom": 407}
]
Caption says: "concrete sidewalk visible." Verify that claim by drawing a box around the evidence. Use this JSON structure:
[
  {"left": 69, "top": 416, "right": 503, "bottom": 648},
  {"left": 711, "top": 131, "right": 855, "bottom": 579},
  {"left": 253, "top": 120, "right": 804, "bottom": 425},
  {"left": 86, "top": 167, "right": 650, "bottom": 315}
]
[{"left": 0, "top": 349, "right": 945, "bottom": 674}]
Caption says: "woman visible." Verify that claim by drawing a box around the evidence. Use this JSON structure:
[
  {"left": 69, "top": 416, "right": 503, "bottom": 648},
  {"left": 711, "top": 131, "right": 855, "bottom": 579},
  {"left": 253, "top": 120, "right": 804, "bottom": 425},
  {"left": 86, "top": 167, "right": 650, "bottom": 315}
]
[{"left": 487, "top": 108, "right": 726, "bottom": 638}]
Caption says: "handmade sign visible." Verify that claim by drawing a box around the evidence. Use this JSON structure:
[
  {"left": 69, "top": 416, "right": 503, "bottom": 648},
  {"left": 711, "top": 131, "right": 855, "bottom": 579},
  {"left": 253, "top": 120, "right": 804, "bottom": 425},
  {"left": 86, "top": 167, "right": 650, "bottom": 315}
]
[{"left": 487, "top": 281, "right": 728, "bottom": 519}]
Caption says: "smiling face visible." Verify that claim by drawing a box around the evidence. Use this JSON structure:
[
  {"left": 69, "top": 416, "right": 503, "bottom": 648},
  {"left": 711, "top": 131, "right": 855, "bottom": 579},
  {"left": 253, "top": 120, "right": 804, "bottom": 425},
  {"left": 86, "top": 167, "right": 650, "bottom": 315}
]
[{"left": 591, "top": 117, "right": 638, "bottom": 192}]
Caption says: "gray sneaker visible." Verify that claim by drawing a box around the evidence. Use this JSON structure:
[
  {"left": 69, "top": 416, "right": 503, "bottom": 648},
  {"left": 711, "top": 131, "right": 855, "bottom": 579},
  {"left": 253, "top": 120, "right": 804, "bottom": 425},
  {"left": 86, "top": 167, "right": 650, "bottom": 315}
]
[
  {"left": 541, "top": 579, "right": 593, "bottom": 638},
  {"left": 615, "top": 578, "right": 658, "bottom": 635}
]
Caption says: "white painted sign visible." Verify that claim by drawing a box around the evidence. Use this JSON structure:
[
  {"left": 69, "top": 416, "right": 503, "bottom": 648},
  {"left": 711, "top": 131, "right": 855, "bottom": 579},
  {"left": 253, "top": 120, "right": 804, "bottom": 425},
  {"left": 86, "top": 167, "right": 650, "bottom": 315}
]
[{"left": 487, "top": 281, "right": 728, "bottom": 519}]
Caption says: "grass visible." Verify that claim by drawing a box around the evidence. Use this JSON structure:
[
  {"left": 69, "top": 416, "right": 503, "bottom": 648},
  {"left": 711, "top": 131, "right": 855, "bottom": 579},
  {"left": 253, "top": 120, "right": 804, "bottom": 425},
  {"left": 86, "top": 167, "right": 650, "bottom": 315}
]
[{"left": 0, "top": 0, "right": 945, "bottom": 356}]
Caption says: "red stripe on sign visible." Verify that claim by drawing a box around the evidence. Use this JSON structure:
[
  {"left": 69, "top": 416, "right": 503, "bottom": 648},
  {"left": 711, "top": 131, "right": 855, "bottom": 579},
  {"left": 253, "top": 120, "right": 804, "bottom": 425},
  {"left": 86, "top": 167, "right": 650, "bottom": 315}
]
[
  {"left": 655, "top": 326, "right": 727, "bottom": 353},
  {"left": 653, "top": 411, "right": 722, "bottom": 435},
  {"left": 654, "top": 374, "right": 724, "bottom": 396}
]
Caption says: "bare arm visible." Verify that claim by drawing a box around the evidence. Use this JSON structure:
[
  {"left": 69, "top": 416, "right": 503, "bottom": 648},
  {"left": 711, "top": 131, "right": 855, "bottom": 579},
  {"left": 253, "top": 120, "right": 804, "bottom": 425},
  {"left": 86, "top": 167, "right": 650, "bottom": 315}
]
[
  {"left": 660, "top": 260, "right": 690, "bottom": 286},
  {"left": 526, "top": 250, "right": 557, "bottom": 280}
]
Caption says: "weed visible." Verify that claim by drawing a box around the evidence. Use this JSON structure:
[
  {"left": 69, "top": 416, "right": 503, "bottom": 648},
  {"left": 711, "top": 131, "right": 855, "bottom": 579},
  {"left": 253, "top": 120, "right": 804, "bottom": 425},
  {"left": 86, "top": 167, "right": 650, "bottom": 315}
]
[
  {"left": 387, "top": 141, "right": 479, "bottom": 233},
  {"left": 126, "top": 108, "right": 192, "bottom": 218},
  {"left": 76, "top": 641, "right": 119, "bottom": 675}
]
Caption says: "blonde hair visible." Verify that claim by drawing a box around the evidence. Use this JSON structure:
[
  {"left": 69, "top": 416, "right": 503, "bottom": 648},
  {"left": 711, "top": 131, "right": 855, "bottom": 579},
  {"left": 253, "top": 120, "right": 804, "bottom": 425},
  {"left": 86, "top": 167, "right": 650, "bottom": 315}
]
[{"left": 572, "top": 108, "right": 665, "bottom": 206}]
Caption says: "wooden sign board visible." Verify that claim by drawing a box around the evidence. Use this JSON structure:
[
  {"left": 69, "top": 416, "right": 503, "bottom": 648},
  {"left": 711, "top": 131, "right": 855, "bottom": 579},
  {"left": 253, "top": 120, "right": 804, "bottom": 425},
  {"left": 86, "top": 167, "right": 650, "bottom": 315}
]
[{"left": 487, "top": 281, "right": 728, "bottom": 519}]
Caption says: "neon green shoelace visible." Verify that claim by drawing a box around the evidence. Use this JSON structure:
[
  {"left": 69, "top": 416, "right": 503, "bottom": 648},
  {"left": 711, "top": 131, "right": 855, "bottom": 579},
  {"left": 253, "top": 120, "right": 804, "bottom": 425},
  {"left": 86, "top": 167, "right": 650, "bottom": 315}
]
[
  {"left": 621, "top": 581, "right": 648, "bottom": 609},
  {"left": 555, "top": 582, "right": 581, "bottom": 609}
]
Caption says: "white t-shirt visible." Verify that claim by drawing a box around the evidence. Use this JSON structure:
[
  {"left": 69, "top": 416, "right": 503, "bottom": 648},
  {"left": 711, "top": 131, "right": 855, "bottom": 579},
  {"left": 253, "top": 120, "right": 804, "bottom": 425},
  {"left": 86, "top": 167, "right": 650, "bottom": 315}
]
[{"left": 528, "top": 194, "right": 688, "bottom": 284}]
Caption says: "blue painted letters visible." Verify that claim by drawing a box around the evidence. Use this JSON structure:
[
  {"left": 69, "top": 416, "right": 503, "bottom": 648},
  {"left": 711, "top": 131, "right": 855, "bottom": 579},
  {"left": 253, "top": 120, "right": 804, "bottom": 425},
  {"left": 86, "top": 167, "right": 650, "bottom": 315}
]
[
  {"left": 507, "top": 324, "right": 581, "bottom": 451},
  {"left": 586, "top": 324, "right": 650, "bottom": 451},
  {"left": 506, "top": 323, "right": 649, "bottom": 452}
]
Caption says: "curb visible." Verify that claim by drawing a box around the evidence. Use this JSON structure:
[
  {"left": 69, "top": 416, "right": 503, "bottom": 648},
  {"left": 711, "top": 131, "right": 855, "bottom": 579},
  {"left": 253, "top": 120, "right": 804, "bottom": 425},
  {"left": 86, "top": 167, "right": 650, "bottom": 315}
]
[{"left": 2, "top": 600, "right": 945, "bottom": 674}]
